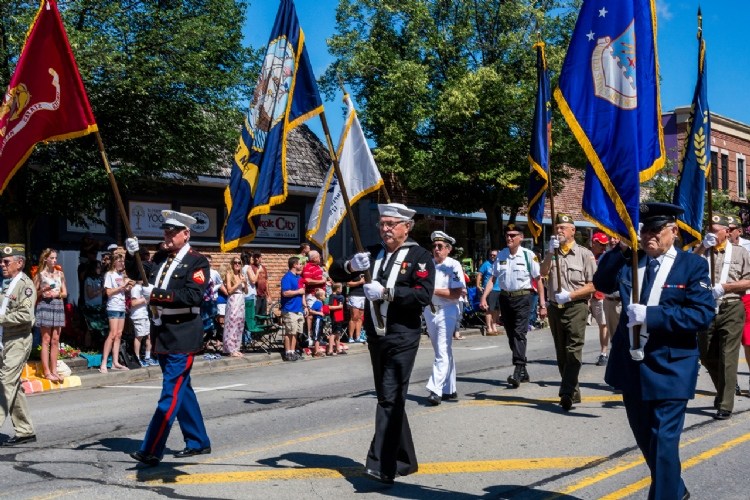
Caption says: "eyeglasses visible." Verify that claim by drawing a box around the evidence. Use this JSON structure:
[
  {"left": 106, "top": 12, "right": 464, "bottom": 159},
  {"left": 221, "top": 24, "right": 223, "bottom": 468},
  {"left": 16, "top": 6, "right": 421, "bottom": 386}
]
[
  {"left": 432, "top": 243, "right": 448, "bottom": 250},
  {"left": 164, "top": 227, "right": 186, "bottom": 236},
  {"left": 641, "top": 223, "right": 671, "bottom": 235},
  {"left": 232, "top": 261, "right": 241, "bottom": 265},
  {"left": 376, "top": 220, "right": 406, "bottom": 230},
  {"left": 505, "top": 233, "right": 521, "bottom": 239},
  {"left": 1, "top": 258, "right": 15, "bottom": 266}
]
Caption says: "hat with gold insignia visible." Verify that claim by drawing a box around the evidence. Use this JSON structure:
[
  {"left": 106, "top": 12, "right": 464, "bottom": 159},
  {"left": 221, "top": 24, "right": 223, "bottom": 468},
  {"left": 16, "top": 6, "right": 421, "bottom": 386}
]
[
  {"left": 504, "top": 222, "right": 527, "bottom": 234},
  {"left": 0, "top": 243, "right": 24, "bottom": 257},
  {"left": 431, "top": 230, "right": 455, "bottom": 245},
  {"left": 639, "top": 202, "right": 684, "bottom": 232},
  {"left": 161, "top": 210, "right": 197, "bottom": 230},
  {"left": 555, "top": 213, "right": 574, "bottom": 225}
]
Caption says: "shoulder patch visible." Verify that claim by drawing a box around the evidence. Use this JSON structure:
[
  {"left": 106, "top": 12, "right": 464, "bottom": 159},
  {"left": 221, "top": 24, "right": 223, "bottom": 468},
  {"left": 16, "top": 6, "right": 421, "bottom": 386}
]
[
  {"left": 699, "top": 281, "right": 710, "bottom": 289},
  {"left": 192, "top": 270, "right": 206, "bottom": 285},
  {"left": 24, "top": 287, "right": 33, "bottom": 297},
  {"left": 533, "top": 256, "right": 539, "bottom": 262}
]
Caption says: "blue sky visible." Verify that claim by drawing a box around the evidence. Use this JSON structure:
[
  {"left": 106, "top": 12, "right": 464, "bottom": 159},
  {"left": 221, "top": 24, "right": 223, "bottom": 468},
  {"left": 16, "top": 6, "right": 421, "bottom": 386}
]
[{"left": 241, "top": 0, "right": 749, "bottom": 145}]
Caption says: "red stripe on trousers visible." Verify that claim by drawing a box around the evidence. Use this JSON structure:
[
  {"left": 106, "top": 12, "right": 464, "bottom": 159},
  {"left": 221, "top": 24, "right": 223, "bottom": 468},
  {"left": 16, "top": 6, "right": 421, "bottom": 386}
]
[{"left": 148, "top": 354, "right": 194, "bottom": 455}]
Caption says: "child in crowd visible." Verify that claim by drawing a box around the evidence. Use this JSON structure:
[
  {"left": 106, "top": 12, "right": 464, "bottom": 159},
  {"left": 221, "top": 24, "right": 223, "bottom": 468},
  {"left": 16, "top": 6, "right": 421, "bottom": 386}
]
[
  {"left": 327, "top": 283, "right": 346, "bottom": 356},
  {"left": 130, "top": 283, "right": 157, "bottom": 367},
  {"left": 309, "top": 288, "right": 327, "bottom": 358}
]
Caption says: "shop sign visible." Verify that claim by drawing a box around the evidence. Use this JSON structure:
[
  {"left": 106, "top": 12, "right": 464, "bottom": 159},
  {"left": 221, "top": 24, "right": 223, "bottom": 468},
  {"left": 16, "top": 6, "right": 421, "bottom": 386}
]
[{"left": 256, "top": 212, "right": 299, "bottom": 240}]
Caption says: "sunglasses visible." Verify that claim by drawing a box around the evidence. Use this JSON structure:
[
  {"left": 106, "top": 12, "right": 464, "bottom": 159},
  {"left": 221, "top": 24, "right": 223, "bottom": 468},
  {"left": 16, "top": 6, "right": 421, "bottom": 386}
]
[
  {"left": 376, "top": 220, "right": 407, "bottom": 230},
  {"left": 432, "top": 243, "right": 448, "bottom": 250},
  {"left": 1, "top": 258, "right": 15, "bottom": 266}
]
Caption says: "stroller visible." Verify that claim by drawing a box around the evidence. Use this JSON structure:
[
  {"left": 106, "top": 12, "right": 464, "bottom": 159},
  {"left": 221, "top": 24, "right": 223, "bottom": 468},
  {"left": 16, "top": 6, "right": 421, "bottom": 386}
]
[{"left": 461, "top": 286, "right": 487, "bottom": 335}]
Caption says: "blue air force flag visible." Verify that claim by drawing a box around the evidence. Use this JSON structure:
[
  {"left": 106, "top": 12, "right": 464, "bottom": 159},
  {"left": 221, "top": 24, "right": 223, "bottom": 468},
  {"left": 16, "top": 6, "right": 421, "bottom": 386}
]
[
  {"left": 527, "top": 41, "right": 551, "bottom": 244},
  {"left": 221, "top": 0, "right": 323, "bottom": 251},
  {"left": 555, "top": 0, "right": 665, "bottom": 245},
  {"left": 673, "top": 17, "right": 710, "bottom": 249},
  {"left": 307, "top": 95, "right": 384, "bottom": 250}
]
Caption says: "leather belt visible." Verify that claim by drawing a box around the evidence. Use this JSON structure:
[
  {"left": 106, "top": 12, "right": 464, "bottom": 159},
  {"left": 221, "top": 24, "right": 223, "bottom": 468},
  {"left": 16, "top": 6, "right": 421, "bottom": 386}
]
[
  {"left": 161, "top": 307, "right": 200, "bottom": 316},
  {"left": 499, "top": 289, "right": 532, "bottom": 297},
  {"left": 550, "top": 299, "right": 588, "bottom": 309}
]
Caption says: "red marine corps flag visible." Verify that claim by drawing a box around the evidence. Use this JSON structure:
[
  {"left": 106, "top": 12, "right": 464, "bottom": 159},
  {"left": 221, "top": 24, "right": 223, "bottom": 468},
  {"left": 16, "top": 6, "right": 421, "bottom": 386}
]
[{"left": 0, "top": 0, "right": 98, "bottom": 194}]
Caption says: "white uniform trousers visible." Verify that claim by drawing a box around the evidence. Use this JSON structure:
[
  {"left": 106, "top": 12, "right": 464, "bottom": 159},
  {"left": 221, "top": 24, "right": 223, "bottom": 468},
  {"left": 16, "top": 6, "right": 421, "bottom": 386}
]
[{"left": 424, "top": 304, "right": 459, "bottom": 395}]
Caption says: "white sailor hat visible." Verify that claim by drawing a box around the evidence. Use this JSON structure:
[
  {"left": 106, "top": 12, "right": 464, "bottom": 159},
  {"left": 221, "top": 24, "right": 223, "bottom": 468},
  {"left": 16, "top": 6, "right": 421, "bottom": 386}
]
[
  {"left": 430, "top": 230, "right": 455, "bottom": 245},
  {"left": 377, "top": 203, "right": 416, "bottom": 220},
  {"left": 161, "top": 210, "right": 197, "bottom": 230},
  {"left": 106, "top": 243, "right": 118, "bottom": 252}
]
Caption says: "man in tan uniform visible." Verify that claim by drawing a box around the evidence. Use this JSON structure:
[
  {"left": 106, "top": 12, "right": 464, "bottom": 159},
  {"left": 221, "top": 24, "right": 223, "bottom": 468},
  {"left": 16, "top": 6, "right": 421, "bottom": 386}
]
[
  {"left": 0, "top": 244, "right": 37, "bottom": 445},
  {"left": 694, "top": 214, "right": 750, "bottom": 420},
  {"left": 540, "top": 214, "right": 597, "bottom": 411}
]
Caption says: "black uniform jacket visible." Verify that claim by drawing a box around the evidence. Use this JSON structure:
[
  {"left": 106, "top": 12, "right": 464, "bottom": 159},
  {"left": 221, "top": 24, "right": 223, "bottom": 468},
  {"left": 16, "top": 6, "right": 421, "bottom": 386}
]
[
  {"left": 148, "top": 246, "right": 209, "bottom": 353},
  {"left": 330, "top": 240, "right": 435, "bottom": 336}
]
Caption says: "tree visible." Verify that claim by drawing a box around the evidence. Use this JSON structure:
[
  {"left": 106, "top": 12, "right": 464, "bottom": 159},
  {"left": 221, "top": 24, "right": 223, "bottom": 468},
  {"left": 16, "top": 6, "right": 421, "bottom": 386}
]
[
  {"left": 0, "top": 0, "right": 259, "bottom": 244},
  {"left": 322, "top": 0, "right": 585, "bottom": 248},
  {"left": 647, "top": 173, "right": 736, "bottom": 228}
]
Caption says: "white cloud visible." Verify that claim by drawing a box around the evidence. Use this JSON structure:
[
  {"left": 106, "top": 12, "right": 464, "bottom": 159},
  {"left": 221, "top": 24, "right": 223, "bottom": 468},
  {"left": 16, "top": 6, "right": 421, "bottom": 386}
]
[{"left": 656, "top": 0, "right": 674, "bottom": 21}]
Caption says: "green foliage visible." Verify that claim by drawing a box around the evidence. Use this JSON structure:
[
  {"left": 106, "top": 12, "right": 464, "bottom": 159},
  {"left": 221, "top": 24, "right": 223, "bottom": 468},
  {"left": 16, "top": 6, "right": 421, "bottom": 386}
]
[
  {"left": 646, "top": 173, "right": 737, "bottom": 229},
  {"left": 322, "top": 0, "right": 585, "bottom": 247},
  {"left": 0, "top": 0, "right": 258, "bottom": 233}
]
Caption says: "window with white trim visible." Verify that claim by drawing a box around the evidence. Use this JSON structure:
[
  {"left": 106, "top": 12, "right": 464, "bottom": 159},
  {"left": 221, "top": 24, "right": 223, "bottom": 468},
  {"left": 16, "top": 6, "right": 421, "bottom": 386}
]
[{"left": 738, "top": 154, "right": 746, "bottom": 200}]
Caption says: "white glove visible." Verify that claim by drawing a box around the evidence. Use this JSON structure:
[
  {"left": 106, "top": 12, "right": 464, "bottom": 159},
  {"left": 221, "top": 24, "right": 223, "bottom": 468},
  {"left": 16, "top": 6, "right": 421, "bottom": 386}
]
[
  {"left": 702, "top": 233, "right": 717, "bottom": 249},
  {"left": 363, "top": 281, "right": 385, "bottom": 301},
  {"left": 547, "top": 237, "right": 560, "bottom": 254},
  {"left": 125, "top": 237, "right": 139, "bottom": 256},
  {"left": 141, "top": 285, "right": 154, "bottom": 300},
  {"left": 554, "top": 290, "right": 571, "bottom": 304},
  {"left": 627, "top": 303, "right": 647, "bottom": 327},
  {"left": 629, "top": 348, "right": 645, "bottom": 361},
  {"left": 349, "top": 252, "right": 371, "bottom": 272},
  {"left": 712, "top": 284, "right": 725, "bottom": 300}
]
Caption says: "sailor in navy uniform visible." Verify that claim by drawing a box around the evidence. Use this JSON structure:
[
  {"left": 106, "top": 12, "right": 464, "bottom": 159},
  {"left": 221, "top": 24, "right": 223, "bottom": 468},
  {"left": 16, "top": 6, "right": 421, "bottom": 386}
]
[
  {"left": 330, "top": 203, "right": 435, "bottom": 485},
  {"left": 130, "top": 210, "right": 212, "bottom": 466},
  {"left": 594, "top": 202, "right": 715, "bottom": 500}
]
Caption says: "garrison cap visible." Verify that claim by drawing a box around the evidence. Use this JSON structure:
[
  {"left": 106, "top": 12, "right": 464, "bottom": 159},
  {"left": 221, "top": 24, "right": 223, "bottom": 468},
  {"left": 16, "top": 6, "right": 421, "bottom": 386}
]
[
  {"left": 0, "top": 244, "right": 25, "bottom": 257},
  {"left": 161, "top": 210, "right": 197, "bottom": 230},
  {"left": 556, "top": 213, "right": 575, "bottom": 225},
  {"left": 378, "top": 203, "right": 416, "bottom": 221},
  {"left": 639, "top": 202, "right": 684, "bottom": 232},
  {"left": 710, "top": 213, "right": 740, "bottom": 228},
  {"left": 430, "top": 230, "right": 455, "bottom": 245}
]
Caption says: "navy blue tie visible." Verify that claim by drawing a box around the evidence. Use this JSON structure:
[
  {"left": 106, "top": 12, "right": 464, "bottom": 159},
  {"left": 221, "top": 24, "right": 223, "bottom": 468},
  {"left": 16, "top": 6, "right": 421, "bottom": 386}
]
[{"left": 640, "top": 258, "right": 658, "bottom": 304}]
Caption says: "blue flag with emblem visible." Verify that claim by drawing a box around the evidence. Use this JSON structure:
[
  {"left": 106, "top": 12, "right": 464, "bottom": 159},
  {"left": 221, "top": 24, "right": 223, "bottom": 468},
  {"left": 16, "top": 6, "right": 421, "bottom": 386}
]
[
  {"left": 673, "top": 10, "right": 710, "bottom": 250},
  {"left": 527, "top": 41, "right": 551, "bottom": 244},
  {"left": 555, "top": 0, "right": 665, "bottom": 245},
  {"left": 221, "top": 0, "right": 323, "bottom": 251}
]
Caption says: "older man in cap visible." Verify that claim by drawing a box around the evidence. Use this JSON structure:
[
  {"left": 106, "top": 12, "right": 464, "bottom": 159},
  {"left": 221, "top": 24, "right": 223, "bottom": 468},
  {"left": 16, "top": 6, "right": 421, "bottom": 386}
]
[
  {"left": 0, "top": 244, "right": 37, "bottom": 446},
  {"left": 481, "top": 223, "right": 544, "bottom": 388},
  {"left": 424, "top": 231, "right": 465, "bottom": 405},
  {"left": 693, "top": 213, "right": 750, "bottom": 419},
  {"left": 594, "top": 202, "right": 715, "bottom": 500},
  {"left": 128, "top": 210, "right": 212, "bottom": 466},
  {"left": 540, "top": 213, "right": 597, "bottom": 410},
  {"left": 330, "top": 202, "right": 435, "bottom": 484},
  {"left": 726, "top": 216, "right": 750, "bottom": 396}
]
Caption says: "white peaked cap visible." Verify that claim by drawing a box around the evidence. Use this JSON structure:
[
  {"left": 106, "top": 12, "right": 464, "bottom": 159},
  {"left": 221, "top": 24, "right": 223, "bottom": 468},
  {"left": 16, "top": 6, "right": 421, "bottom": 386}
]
[{"left": 161, "top": 210, "right": 197, "bottom": 229}]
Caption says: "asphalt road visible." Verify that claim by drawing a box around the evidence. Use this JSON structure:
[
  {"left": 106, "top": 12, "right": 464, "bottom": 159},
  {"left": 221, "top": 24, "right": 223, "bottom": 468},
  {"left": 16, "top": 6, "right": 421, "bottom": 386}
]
[{"left": 1, "top": 326, "right": 749, "bottom": 499}]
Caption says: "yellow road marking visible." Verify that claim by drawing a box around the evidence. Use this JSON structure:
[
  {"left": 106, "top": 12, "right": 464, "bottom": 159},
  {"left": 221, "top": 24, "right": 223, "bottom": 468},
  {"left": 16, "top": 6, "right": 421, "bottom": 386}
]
[{"left": 139, "top": 457, "right": 603, "bottom": 485}]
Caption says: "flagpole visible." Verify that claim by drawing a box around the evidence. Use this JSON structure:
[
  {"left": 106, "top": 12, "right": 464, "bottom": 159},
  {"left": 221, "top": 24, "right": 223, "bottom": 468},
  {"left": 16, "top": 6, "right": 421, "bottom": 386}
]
[
  {"left": 94, "top": 132, "right": 148, "bottom": 284},
  {"left": 317, "top": 110, "right": 386, "bottom": 329}
]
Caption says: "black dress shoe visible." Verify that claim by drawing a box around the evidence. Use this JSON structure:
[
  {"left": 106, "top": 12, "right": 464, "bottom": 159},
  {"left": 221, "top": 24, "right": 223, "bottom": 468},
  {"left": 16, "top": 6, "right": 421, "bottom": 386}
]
[
  {"left": 560, "top": 394, "right": 573, "bottom": 411},
  {"left": 442, "top": 392, "right": 458, "bottom": 401},
  {"left": 130, "top": 450, "right": 160, "bottom": 466},
  {"left": 520, "top": 367, "right": 530, "bottom": 383},
  {"left": 174, "top": 446, "right": 211, "bottom": 458},
  {"left": 2, "top": 434, "right": 36, "bottom": 446},
  {"left": 364, "top": 467, "right": 394, "bottom": 484},
  {"left": 507, "top": 365, "right": 522, "bottom": 388},
  {"left": 713, "top": 409, "right": 732, "bottom": 420},
  {"left": 683, "top": 487, "right": 690, "bottom": 500},
  {"left": 426, "top": 392, "right": 441, "bottom": 406}
]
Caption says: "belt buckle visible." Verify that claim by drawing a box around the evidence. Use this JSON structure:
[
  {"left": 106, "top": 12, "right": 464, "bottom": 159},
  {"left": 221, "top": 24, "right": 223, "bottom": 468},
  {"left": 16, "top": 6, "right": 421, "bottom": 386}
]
[{"left": 556, "top": 302, "right": 565, "bottom": 309}]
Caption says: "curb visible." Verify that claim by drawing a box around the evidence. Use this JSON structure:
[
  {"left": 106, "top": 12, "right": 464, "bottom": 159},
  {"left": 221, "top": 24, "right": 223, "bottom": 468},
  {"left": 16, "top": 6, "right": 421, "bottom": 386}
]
[{"left": 27, "top": 326, "right": 495, "bottom": 395}]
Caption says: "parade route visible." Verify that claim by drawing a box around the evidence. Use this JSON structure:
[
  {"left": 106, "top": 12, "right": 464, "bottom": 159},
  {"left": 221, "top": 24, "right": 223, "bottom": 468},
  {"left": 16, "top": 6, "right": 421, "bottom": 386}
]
[{"left": 3, "top": 326, "right": 748, "bottom": 499}]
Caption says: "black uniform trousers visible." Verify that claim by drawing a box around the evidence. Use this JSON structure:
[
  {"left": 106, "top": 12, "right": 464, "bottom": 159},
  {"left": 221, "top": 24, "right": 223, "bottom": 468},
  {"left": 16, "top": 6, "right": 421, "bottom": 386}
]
[
  {"left": 497, "top": 293, "right": 532, "bottom": 366},
  {"left": 366, "top": 331, "right": 420, "bottom": 479}
]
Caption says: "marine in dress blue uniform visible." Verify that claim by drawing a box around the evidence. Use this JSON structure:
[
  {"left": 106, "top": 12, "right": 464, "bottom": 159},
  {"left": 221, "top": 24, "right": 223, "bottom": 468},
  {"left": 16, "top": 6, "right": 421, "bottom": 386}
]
[
  {"left": 330, "top": 203, "right": 435, "bottom": 485},
  {"left": 130, "top": 211, "right": 211, "bottom": 466},
  {"left": 594, "top": 203, "right": 715, "bottom": 500}
]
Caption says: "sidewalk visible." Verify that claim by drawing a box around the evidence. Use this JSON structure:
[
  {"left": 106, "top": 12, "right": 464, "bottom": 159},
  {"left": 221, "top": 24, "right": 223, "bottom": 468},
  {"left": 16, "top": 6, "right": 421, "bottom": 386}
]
[{"left": 26, "top": 326, "right": 493, "bottom": 394}]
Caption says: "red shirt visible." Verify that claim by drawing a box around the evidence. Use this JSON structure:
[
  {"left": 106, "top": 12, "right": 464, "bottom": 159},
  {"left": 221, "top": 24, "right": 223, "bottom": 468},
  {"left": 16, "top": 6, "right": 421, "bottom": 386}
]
[{"left": 301, "top": 262, "right": 324, "bottom": 295}]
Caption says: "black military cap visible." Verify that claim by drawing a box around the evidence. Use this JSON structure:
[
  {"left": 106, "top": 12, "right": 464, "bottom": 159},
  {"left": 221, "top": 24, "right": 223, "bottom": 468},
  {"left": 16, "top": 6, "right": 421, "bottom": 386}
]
[{"left": 639, "top": 202, "right": 684, "bottom": 232}]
